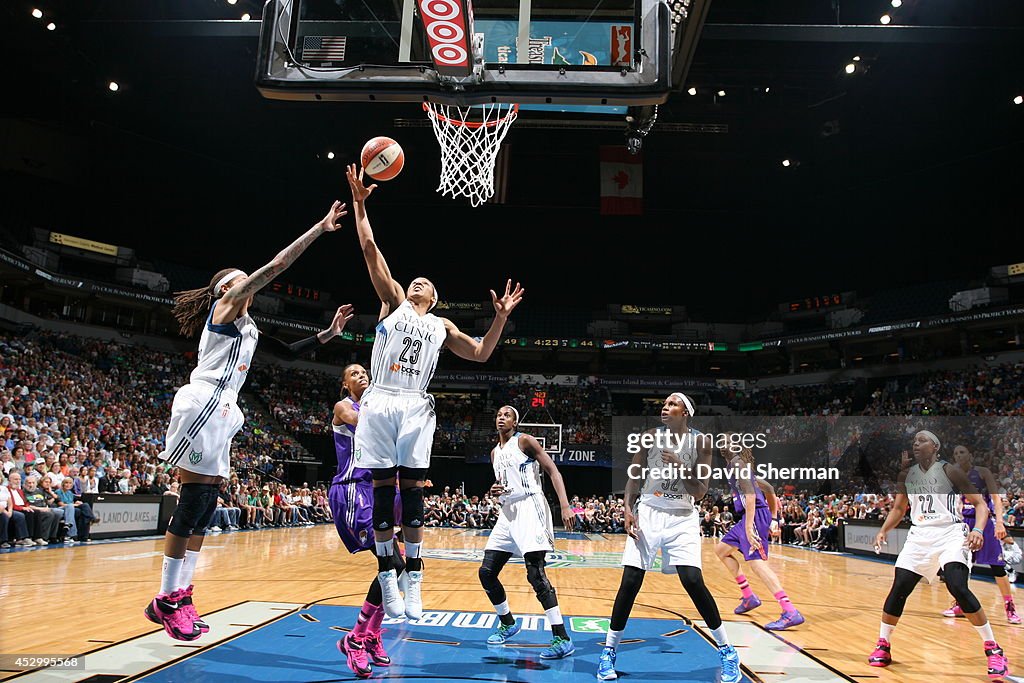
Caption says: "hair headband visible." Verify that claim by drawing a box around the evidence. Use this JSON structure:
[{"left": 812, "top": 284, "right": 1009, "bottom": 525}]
[
  {"left": 214, "top": 270, "right": 246, "bottom": 297},
  {"left": 917, "top": 430, "right": 941, "bottom": 451},
  {"left": 670, "top": 392, "right": 695, "bottom": 416}
]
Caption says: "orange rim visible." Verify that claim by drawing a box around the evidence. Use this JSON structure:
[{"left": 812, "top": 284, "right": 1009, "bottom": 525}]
[{"left": 422, "top": 102, "right": 519, "bottom": 129}]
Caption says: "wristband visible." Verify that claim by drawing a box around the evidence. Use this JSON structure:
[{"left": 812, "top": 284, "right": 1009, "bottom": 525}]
[{"left": 972, "top": 527, "right": 984, "bottom": 535}]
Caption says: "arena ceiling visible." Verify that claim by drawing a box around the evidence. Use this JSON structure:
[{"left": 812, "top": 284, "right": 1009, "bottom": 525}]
[{"left": 2, "top": 0, "right": 1022, "bottom": 318}]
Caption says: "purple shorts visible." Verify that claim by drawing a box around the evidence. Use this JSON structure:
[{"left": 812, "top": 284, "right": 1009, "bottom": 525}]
[
  {"left": 329, "top": 475, "right": 403, "bottom": 554},
  {"left": 965, "top": 513, "right": 1005, "bottom": 567},
  {"left": 721, "top": 507, "right": 773, "bottom": 561}
]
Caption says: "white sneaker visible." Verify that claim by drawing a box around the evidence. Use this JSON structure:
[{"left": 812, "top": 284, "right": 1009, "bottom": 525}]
[
  {"left": 208, "top": 526, "right": 222, "bottom": 532},
  {"left": 378, "top": 569, "right": 406, "bottom": 618},
  {"left": 398, "top": 570, "right": 410, "bottom": 595},
  {"left": 404, "top": 570, "right": 424, "bottom": 621},
  {"left": 16, "top": 539, "right": 34, "bottom": 546},
  {"left": 35, "top": 538, "right": 48, "bottom": 545}
]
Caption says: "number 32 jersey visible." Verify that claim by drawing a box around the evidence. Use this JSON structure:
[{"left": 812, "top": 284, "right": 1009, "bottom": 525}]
[{"left": 370, "top": 299, "right": 447, "bottom": 392}]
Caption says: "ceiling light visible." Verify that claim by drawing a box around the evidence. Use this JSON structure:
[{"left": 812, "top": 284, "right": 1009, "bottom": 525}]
[
  {"left": 891, "top": 0, "right": 902, "bottom": 7},
  {"left": 108, "top": 81, "right": 119, "bottom": 92},
  {"left": 241, "top": 13, "right": 251, "bottom": 21},
  {"left": 852, "top": 55, "right": 861, "bottom": 62},
  {"left": 31, "top": 8, "right": 43, "bottom": 18},
  {"left": 717, "top": 89, "right": 725, "bottom": 97},
  {"left": 880, "top": 14, "right": 891, "bottom": 24},
  {"left": 687, "top": 87, "right": 696, "bottom": 96},
  {"left": 782, "top": 159, "right": 791, "bottom": 167},
  {"left": 845, "top": 63, "right": 856, "bottom": 74},
  {"left": 46, "top": 21, "right": 55, "bottom": 30},
  {"left": 1014, "top": 95, "right": 1023, "bottom": 105},
  {"left": 326, "top": 151, "right": 335, "bottom": 160}
]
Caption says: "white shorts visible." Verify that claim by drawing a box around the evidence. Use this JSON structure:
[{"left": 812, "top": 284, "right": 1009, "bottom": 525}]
[
  {"left": 485, "top": 494, "right": 554, "bottom": 556},
  {"left": 353, "top": 385, "right": 435, "bottom": 471},
  {"left": 622, "top": 502, "right": 701, "bottom": 573},
  {"left": 158, "top": 382, "right": 243, "bottom": 480},
  {"left": 895, "top": 523, "right": 972, "bottom": 583}
]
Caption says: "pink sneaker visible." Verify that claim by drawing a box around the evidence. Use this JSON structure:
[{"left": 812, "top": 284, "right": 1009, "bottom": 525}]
[
  {"left": 338, "top": 632, "right": 372, "bottom": 679},
  {"left": 144, "top": 589, "right": 200, "bottom": 641},
  {"left": 868, "top": 638, "right": 891, "bottom": 667},
  {"left": 1005, "top": 600, "right": 1022, "bottom": 625},
  {"left": 985, "top": 641, "right": 1009, "bottom": 680},
  {"left": 363, "top": 631, "right": 391, "bottom": 666},
  {"left": 180, "top": 585, "right": 210, "bottom": 634},
  {"left": 942, "top": 602, "right": 964, "bottom": 618}
]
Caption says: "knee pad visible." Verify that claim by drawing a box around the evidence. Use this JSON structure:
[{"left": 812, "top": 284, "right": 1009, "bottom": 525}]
[
  {"left": 168, "top": 483, "right": 219, "bottom": 538},
  {"left": 397, "top": 466, "right": 428, "bottom": 481},
  {"left": 943, "top": 563, "right": 982, "bottom": 613},
  {"left": 620, "top": 565, "right": 645, "bottom": 595},
  {"left": 373, "top": 486, "right": 397, "bottom": 530},
  {"left": 371, "top": 467, "right": 397, "bottom": 482},
  {"left": 991, "top": 565, "right": 1007, "bottom": 578},
  {"left": 525, "top": 552, "right": 557, "bottom": 607},
  {"left": 883, "top": 568, "right": 923, "bottom": 617},
  {"left": 400, "top": 486, "right": 424, "bottom": 529},
  {"left": 676, "top": 565, "right": 704, "bottom": 590}
]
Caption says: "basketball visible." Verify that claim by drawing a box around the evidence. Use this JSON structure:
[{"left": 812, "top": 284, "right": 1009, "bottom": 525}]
[{"left": 360, "top": 136, "right": 405, "bottom": 181}]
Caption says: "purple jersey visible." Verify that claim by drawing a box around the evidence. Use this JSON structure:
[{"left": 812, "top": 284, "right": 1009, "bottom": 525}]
[
  {"left": 728, "top": 466, "right": 769, "bottom": 515},
  {"left": 328, "top": 398, "right": 401, "bottom": 553},
  {"left": 329, "top": 399, "right": 374, "bottom": 553},
  {"left": 961, "top": 466, "right": 994, "bottom": 521}
]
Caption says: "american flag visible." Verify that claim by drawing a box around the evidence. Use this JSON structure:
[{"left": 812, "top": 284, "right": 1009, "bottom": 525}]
[{"left": 301, "top": 35, "right": 347, "bottom": 62}]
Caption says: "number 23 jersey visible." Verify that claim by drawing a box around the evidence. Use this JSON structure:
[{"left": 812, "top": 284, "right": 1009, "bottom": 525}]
[{"left": 370, "top": 299, "right": 447, "bottom": 392}]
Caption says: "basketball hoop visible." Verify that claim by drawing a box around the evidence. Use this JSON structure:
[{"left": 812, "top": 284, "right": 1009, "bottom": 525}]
[{"left": 423, "top": 102, "right": 519, "bottom": 207}]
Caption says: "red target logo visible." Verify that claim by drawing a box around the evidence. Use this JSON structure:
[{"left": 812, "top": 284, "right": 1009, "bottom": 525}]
[{"left": 418, "top": 0, "right": 472, "bottom": 75}]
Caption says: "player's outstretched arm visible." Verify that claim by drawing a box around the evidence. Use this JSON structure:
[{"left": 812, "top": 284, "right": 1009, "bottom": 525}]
[
  {"left": 218, "top": 201, "right": 347, "bottom": 321},
  {"left": 260, "top": 305, "right": 355, "bottom": 359},
  {"left": 333, "top": 398, "right": 359, "bottom": 428},
  {"left": 345, "top": 164, "right": 403, "bottom": 313},
  {"left": 442, "top": 279, "right": 524, "bottom": 362},
  {"left": 525, "top": 435, "right": 575, "bottom": 530}
]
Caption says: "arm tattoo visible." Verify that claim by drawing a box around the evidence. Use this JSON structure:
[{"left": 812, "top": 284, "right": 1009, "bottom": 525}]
[{"left": 228, "top": 224, "right": 324, "bottom": 300}]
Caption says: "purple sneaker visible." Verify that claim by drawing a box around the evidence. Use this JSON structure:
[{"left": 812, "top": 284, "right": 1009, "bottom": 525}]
[
  {"left": 734, "top": 594, "right": 762, "bottom": 615},
  {"left": 765, "top": 610, "right": 805, "bottom": 631}
]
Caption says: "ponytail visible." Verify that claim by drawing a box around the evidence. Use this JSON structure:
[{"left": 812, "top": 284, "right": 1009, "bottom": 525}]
[{"left": 172, "top": 267, "right": 239, "bottom": 338}]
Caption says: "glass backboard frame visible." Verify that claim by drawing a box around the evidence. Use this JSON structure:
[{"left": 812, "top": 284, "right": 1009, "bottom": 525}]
[{"left": 255, "top": 0, "right": 673, "bottom": 106}]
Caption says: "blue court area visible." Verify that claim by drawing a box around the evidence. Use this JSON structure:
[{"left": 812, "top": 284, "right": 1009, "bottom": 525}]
[{"left": 138, "top": 605, "right": 752, "bottom": 682}]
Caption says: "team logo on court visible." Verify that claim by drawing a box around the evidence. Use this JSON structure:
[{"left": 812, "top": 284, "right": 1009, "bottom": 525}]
[
  {"left": 189, "top": 450, "right": 203, "bottom": 464},
  {"left": 570, "top": 616, "right": 610, "bottom": 633}
]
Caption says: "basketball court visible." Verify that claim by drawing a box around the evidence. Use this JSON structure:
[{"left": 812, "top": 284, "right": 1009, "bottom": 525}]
[
  {"left": 3, "top": 528, "right": 1021, "bottom": 682},
  {"left": 3, "top": 0, "right": 1022, "bottom": 681}
]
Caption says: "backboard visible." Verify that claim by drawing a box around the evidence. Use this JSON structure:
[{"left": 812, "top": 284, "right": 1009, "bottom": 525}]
[{"left": 254, "top": 0, "right": 702, "bottom": 107}]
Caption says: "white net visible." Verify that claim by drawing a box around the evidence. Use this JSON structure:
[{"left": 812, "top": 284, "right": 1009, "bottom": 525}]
[{"left": 423, "top": 102, "right": 518, "bottom": 207}]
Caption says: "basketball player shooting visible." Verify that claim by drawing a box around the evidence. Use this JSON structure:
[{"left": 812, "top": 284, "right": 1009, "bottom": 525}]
[
  {"left": 345, "top": 164, "right": 524, "bottom": 622},
  {"left": 868, "top": 430, "right": 1009, "bottom": 680}
]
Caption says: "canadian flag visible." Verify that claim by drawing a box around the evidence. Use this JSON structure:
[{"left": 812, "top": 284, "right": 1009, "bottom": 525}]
[{"left": 599, "top": 146, "right": 643, "bottom": 215}]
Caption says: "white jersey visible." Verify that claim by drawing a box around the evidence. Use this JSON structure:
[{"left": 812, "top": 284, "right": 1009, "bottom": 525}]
[
  {"left": 492, "top": 433, "right": 543, "bottom": 502},
  {"left": 639, "top": 426, "right": 701, "bottom": 511},
  {"left": 369, "top": 300, "right": 446, "bottom": 392},
  {"left": 189, "top": 302, "right": 260, "bottom": 395},
  {"left": 905, "top": 459, "right": 962, "bottom": 527}
]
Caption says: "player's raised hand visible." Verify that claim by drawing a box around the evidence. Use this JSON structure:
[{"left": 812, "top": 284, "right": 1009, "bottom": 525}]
[
  {"left": 327, "top": 305, "right": 355, "bottom": 336},
  {"left": 491, "top": 279, "right": 525, "bottom": 318},
  {"left": 900, "top": 450, "right": 911, "bottom": 470},
  {"left": 346, "top": 164, "right": 377, "bottom": 203},
  {"left": 318, "top": 200, "right": 348, "bottom": 232}
]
